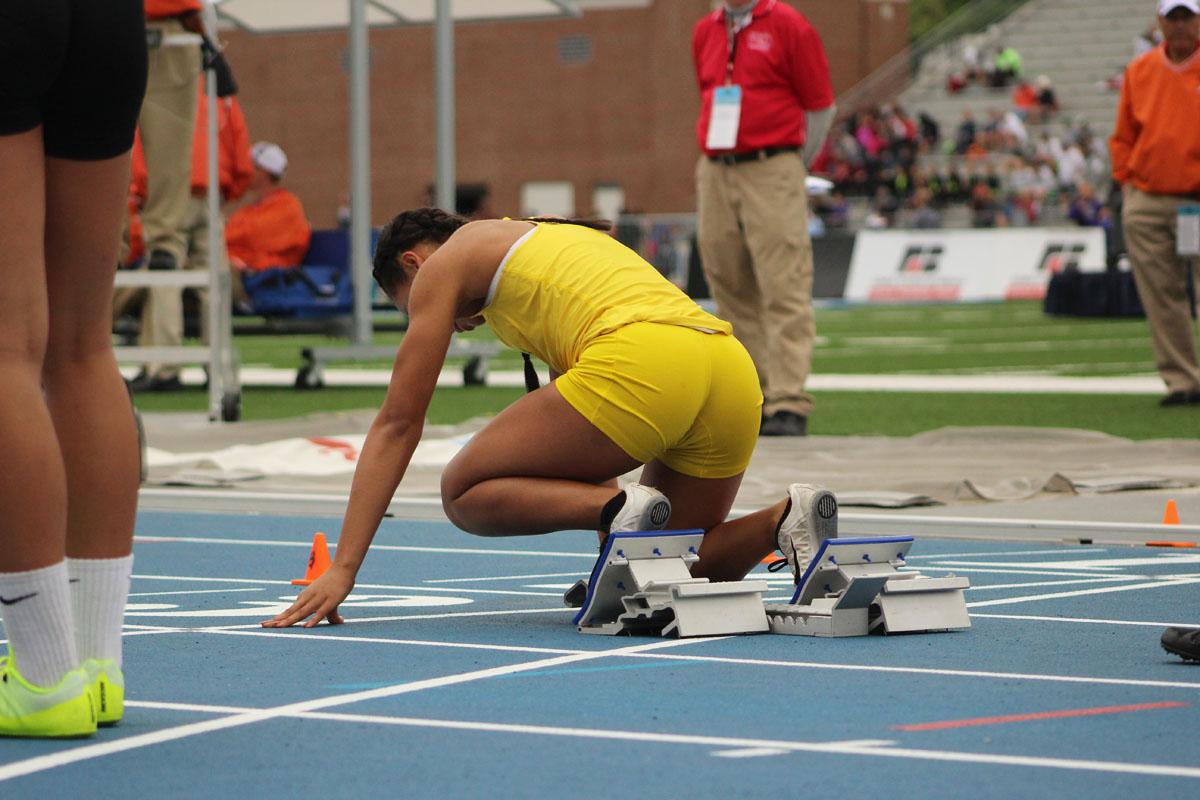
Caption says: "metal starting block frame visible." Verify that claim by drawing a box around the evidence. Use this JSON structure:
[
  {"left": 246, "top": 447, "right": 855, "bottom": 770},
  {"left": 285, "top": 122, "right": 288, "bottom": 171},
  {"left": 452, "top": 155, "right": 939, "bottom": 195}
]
[
  {"left": 766, "top": 536, "right": 971, "bottom": 637},
  {"left": 573, "top": 530, "right": 769, "bottom": 638}
]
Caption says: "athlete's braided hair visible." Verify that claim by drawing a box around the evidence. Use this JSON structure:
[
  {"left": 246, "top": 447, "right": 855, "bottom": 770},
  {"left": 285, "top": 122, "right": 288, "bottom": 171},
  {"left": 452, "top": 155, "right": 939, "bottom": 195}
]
[
  {"left": 373, "top": 207, "right": 469, "bottom": 299},
  {"left": 372, "top": 208, "right": 614, "bottom": 299}
]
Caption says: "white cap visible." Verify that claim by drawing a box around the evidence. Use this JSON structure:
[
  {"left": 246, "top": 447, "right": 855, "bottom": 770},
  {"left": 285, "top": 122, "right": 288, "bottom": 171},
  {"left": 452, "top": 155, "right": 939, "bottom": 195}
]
[
  {"left": 251, "top": 141, "right": 288, "bottom": 178},
  {"left": 1160, "top": 0, "right": 1200, "bottom": 15}
]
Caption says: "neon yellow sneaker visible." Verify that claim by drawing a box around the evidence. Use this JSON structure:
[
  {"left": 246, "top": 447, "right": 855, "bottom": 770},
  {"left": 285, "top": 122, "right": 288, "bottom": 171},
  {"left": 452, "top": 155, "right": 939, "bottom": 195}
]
[
  {"left": 83, "top": 658, "right": 124, "bottom": 727},
  {"left": 0, "top": 656, "right": 96, "bottom": 738}
]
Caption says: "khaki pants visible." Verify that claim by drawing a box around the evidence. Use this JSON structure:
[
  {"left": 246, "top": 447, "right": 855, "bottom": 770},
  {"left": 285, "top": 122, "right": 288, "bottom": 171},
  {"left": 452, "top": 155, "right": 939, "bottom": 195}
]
[
  {"left": 140, "top": 20, "right": 200, "bottom": 264},
  {"left": 1122, "top": 186, "right": 1200, "bottom": 394},
  {"left": 695, "top": 151, "right": 816, "bottom": 417},
  {"left": 114, "top": 197, "right": 218, "bottom": 379}
]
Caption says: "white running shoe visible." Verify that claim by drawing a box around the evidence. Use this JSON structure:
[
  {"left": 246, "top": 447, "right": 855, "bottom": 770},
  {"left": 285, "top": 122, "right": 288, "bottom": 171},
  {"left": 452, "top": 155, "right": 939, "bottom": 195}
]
[
  {"left": 605, "top": 484, "right": 672, "bottom": 533},
  {"left": 776, "top": 483, "right": 838, "bottom": 582},
  {"left": 566, "top": 485, "right": 672, "bottom": 609}
]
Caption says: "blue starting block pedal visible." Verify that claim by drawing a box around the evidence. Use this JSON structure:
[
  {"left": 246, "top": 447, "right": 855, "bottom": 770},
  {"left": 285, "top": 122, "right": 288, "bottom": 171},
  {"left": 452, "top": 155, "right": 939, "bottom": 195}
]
[
  {"left": 572, "top": 530, "right": 770, "bottom": 637},
  {"left": 766, "top": 536, "right": 971, "bottom": 637}
]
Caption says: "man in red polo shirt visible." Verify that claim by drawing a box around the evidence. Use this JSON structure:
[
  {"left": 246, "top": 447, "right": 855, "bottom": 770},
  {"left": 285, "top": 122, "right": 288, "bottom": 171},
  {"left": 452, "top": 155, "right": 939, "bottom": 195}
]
[{"left": 693, "top": 0, "right": 835, "bottom": 437}]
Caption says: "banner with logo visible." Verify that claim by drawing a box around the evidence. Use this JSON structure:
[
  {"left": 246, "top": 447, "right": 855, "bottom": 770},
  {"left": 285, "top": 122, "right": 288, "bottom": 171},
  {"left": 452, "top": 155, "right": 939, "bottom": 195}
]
[{"left": 844, "top": 228, "right": 1107, "bottom": 303}]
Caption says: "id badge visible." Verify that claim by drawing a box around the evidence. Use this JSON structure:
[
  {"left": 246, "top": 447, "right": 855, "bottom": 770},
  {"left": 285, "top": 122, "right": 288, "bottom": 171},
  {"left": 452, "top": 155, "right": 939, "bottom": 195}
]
[{"left": 705, "top": 85, "right": 742, "bottom": 151}]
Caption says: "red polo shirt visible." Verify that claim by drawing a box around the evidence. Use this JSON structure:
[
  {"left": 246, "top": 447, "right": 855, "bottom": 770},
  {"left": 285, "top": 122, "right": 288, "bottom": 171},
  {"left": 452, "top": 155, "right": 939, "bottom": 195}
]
[{"left": 693, "top": 0, "right": 834, "bottom": 155}]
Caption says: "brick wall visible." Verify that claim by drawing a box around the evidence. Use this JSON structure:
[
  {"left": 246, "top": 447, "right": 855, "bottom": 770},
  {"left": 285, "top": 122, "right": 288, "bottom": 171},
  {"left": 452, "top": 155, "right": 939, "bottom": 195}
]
[{"left": 220, "top": 1, "right": 908, "bottom": 224}]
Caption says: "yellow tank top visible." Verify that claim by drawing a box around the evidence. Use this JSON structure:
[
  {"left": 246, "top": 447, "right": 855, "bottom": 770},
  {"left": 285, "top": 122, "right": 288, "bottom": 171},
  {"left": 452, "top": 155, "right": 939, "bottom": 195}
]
[{"left": 481, "top": 222, "right": 731, "bottom": 373}]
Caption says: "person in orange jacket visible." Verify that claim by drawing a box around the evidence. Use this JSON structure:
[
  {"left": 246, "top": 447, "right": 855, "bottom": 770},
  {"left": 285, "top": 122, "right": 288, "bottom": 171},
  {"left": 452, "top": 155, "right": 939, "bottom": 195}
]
[
  {"left": 1110, "top": 0, "right": 1200, "bottom": 408},
  {"left": 123, "top": 77, "right": 254, "bottom": 392},
  {"left": 140, "top": 0, "right": 203, "bottom": 272},
  {"left": 224, "top": 142, "right": 312, "bottom": 306}
]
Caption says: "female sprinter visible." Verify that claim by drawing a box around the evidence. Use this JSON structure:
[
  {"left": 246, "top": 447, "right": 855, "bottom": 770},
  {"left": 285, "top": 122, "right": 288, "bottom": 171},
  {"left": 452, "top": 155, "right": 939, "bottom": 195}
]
[
  {"left": 1, "top": 1, "right": 147, "bottom": 736},
  {"left": 265, "top": 209, "right": 837, "bottom": 628}
]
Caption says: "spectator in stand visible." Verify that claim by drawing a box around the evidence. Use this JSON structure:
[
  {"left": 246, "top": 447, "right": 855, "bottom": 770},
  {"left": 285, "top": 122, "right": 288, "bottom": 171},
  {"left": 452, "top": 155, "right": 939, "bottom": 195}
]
[
  {"left": 970, "top": 183, "right": 1007, "bottom": 228},
  {"left": 990, "top": 44, "right": 1023, "bottom": 87},
  {"left": 918, "top": 111, "right": 940, "bottom": 150},
  {"left": 1110, "top": 0, "right": 1200, "bottom": 407},
  {"left": 1035, "top": 75, "right": 1059, "bottom": 119},
  {"left": 818, "top": 190, "right": 849, "bottom": 229},
  {"left": 1057, "top": 142, "right": 1089, "bottom": 192},
  {"left": 1067, "top": 181, "right": 1110, "bottom": 228},
  {"left": 122, "top": 78, "right": 253, "bottom": 393},
  {"left": 906, "top": 188, "right": 942, "bottom": 229},
  {"left": 224, "top": 141, "right": 312, "bottom": 310},
  {"left": 1009, "top": 188, "right": 1042, "bottom": 226},
  {"left": 692, "top": 0, "right": 836, "bottom": 437},
  {"left": 955, "top": 111, "right": 977, "bottom": 154},
  {"left": 870, "top": 185, "right": 900, "bottom": 228},
  {"left": 1012, "top": 80, "right": 1039, "bottom": 120}
]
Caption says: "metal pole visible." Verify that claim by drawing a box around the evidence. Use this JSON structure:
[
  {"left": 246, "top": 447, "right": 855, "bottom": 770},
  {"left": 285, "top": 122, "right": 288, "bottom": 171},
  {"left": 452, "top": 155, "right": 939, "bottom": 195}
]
[
  {"left": 349, "top": 0, "right": 373, "bottom": 344},
  {"left": 204, "top": 67, "right": 224, "bottom": 420},
  {"left": 434, "top": 0, "right": 455, "bottom": 212}
]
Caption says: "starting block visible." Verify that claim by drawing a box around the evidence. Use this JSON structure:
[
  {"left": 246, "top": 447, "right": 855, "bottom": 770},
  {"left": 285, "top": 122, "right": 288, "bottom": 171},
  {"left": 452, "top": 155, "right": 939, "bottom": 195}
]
[
  {"left": 572, "top": 530, "right": 770, "bottom": 637},
  {"left": 766, "top": 536, "right": 970, "bottom": 637}
]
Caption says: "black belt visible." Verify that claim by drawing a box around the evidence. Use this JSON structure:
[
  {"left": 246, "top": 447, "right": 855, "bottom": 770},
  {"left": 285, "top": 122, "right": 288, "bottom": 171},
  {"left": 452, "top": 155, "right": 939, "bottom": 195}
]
[{"left": 708, "top": 146, "right": 800, "bottom": 165}]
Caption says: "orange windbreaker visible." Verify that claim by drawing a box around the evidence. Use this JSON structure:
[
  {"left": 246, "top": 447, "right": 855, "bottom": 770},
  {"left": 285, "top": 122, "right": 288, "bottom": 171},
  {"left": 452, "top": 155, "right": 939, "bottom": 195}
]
[
  {"left": 1110, "top": 43, "right": 1200, "bottom": 196},
  {"left": 144, "top": 0, "right": 201, "bottom": 20},
  {"left": 131, "top": 86, "right": 254, "bottom": 202},
  {"left": 225, "top": 189, "right": 312, "bottom": 270}
]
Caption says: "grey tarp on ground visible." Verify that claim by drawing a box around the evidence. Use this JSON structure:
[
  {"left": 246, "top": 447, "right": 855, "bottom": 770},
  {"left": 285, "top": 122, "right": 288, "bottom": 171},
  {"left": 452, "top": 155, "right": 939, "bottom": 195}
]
[{"left": 142, "top": 414, "right": 1200, "bottom": 509}]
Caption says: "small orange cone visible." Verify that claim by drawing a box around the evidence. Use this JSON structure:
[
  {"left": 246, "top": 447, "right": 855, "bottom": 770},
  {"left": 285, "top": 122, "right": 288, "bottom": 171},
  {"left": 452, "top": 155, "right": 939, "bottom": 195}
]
[
  {"left": 1163, "top": 500, "right": 1181, "bottom": 526},
  {"left": 292, "top": 532, "right": 332, "bottom": 586}
]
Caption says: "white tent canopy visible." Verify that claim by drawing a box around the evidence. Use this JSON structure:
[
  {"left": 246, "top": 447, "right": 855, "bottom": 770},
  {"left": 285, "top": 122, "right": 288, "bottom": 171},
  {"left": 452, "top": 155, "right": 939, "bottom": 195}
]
[{"left": 212, "top": 0, "right": 580, "bottom": 345}]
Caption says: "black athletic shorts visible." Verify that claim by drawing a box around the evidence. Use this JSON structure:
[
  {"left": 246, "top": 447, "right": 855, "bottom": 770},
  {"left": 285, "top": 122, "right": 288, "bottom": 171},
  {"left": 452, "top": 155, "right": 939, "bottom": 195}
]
[{"left": 0, "top": 0, "right": 147, "bottom": 160}]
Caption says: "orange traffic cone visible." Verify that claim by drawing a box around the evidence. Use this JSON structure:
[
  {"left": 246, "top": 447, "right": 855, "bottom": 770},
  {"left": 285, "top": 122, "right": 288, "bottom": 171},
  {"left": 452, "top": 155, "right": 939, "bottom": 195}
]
[
  {"left": 1163, "top": 500, "right": 1181, "bottom": 526},
  {"left": 292, "top": 532, "right": 332, "bottom": 586}
]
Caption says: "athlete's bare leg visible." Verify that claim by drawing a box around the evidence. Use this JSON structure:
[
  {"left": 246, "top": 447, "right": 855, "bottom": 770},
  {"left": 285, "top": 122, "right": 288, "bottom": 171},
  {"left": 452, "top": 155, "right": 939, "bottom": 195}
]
[{"left": 441, "top": 382, "right": 783, "bottom": 579}]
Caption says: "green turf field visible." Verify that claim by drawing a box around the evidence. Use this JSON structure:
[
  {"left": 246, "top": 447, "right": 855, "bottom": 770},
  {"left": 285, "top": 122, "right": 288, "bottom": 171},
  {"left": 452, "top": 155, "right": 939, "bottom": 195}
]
[{"left": 129, "top": 301, "right": 1199, "bottom": 439}]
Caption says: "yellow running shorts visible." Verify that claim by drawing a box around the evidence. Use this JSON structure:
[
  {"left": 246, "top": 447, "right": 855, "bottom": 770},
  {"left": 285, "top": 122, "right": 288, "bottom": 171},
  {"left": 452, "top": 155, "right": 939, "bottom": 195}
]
[{"left": 555, "top": 322, "right": 762, "bottom": 479}]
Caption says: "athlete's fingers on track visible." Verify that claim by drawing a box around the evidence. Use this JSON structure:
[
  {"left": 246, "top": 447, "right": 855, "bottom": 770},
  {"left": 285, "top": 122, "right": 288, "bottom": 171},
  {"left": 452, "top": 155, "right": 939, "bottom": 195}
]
[{"left": 262, "top": 596, "right": 316, "bottom": 627}]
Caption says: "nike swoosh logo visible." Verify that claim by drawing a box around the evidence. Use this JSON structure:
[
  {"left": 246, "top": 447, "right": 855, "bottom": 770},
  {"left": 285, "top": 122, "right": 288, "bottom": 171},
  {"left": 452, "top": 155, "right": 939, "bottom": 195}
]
[{"left": 0, "top": 592, "right": 38, "bottom": 606}]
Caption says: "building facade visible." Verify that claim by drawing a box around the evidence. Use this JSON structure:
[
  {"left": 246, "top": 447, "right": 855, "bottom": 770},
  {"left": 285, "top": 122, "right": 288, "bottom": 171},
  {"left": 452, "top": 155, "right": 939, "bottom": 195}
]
[{"left": 222, "top": 0, "right": 909, "bottom": 225}]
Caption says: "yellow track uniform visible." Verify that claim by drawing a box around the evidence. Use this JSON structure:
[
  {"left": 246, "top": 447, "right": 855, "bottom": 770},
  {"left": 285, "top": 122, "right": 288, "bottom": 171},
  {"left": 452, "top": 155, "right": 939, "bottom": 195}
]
[{"left": 482, "top": 222, "right": 762, "bottom": 478}]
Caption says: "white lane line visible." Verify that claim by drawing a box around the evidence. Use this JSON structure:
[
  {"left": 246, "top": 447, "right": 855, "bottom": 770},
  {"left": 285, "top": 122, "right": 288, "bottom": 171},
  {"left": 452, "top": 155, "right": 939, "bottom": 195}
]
[
  {"left": 912, "top": 566, "right": 1177, "bottom": 579},
  {"left": 971, "top": 614, "right": 1200, "bottom": 629},
  {"left": 966, "top": 577, "right": 1143, "bottom": 591},
  {"left": 0, "top": 637, "right": 717, "bottom": 784},
  {"left": 119, "top": 701, "right": 1200, "bottom": 779},
  {"left": 712, "top": 748, "right": 794, "bottom": 758},
  {"left": 134, "top": 574, "right": 294, "bottom": 586},
  {"left": 135, "top": 535, "right": 595, "bottom": 560},
  {"left": 425, "top": 571, "right": 586, "bottom": 584},
  {"left": 198, "top": 608, "right": 575, "bottom": 634},
  {"left": 98, "top": 607, "right": 573, "bottom": 636},
  {"left": 937, "top": 557, "right": 1200, "bottom": 570},
  {"left": 137, "top": 625, "right": 1200, "bottom": 693},
  {"left": 613, "top": 652, "right": 1200, "bottom": 692},
  {"left": 906, "top": 548, "right": 1111, "bottom": 560},
  {"left": 966, "top": 579, "right": 1200, "bottom": 609},
  {"left": 188, "top": 628, "right": 583, "bottom": 655},
  {"left": 128, "top": 588, "right": 263, "bottom": 598},
  {"left": 131, "top": 574, "right": 561, "bottom": 598}
]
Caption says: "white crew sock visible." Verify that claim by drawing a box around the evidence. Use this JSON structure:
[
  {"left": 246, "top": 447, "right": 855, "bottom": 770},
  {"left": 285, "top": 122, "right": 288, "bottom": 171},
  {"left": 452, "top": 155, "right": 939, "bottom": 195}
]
[
  {"left": 67, "top": 555, "right": 133, "bottom": 667},
  {"left": 0, "top": 561, "right": 79, "bottom": 688}
]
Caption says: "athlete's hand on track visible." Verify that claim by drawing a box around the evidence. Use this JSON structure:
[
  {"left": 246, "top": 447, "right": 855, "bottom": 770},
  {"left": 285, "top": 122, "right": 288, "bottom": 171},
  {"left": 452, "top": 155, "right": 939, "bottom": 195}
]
[{"left": 262, "top": 565, "right": 354, "bottom": 628}]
